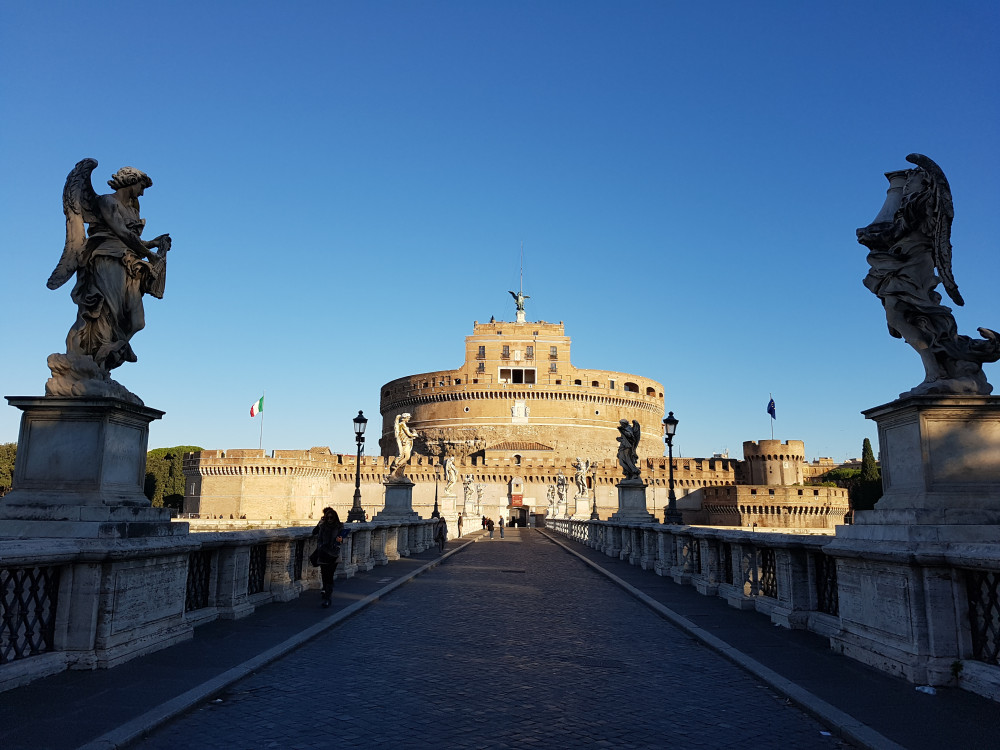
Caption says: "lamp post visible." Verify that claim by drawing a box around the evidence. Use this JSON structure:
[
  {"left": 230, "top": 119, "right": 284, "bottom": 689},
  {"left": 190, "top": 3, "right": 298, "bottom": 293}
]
[
  {"left": 663, "top": 411, "right": 683, "bottom": 525},
  {"left": 590, "top": 467, "right": 600, "bottom": 520},
  {"left": 347, "top": 410, "right": 368, "bottom": 522},
  {"left": 431, "top": 463, "right": 441, "bottom": 518}
]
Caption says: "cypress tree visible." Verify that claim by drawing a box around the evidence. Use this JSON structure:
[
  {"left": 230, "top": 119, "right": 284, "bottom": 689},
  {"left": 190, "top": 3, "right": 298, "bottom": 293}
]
[{"left": 854, "top": 437, "right": 883, "bottom": 511}]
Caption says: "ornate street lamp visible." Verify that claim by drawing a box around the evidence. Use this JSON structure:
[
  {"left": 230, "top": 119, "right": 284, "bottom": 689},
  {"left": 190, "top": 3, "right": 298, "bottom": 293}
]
[
  {"left": 663, "top": 411, "right": 683, "bottom": 525},
  {"left": 347, "top": 410, "right": 368, "bottom": 522},
  {"left": 590, "top": 467, "right": 600, "bottom": 520},
  {"left": 431, "top": 463, "right": 441, "bottom": 518}
]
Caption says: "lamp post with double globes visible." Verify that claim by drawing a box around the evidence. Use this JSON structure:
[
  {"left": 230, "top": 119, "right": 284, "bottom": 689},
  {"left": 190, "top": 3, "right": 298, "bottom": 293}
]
[
  {"left": 662, "top": 411, "right": 683, "bottom": 525},
  {"left": 347, "top": 410, "right": 368, "bottom": 523}
]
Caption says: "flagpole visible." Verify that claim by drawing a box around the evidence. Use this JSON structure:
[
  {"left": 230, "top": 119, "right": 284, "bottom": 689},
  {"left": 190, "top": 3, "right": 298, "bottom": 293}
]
[
  {"left": 770, "top": 392, "right": 774, "bottom": 440},
  {"left": 259, "top": 389, "right": 265, "bottom": 452}
]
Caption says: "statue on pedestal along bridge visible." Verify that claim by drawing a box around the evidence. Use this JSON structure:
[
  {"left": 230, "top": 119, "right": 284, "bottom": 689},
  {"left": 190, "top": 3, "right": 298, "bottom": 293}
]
[
  {"left": 616, "top": 419, "right": 642, "bottom": 480},
  {"left": 857, "top": 153, "right": 1000, "bottom": 397},
  {"left": 45, "top": 159, "right": 172, "bottom": 405},
  {"left": 388, "top": 413, "right": 419, "bottom": 480},
  {"left": 573, "top": 457, "right": 592, "bottom": 498},
  {"left": 443, "top": 456, "right": 457, "bottom": 494}
]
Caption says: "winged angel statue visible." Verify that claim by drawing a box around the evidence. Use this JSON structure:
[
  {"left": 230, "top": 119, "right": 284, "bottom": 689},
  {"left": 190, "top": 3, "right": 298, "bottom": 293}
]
[
  {"left": 857, "top": 154, "right": 999, "bottom": 397},
  {"left": 45, "top": 159, "right": 171, "bottom": 402},
  {"left": 616, "top": 419, "right": 642, "bottom": 480}
]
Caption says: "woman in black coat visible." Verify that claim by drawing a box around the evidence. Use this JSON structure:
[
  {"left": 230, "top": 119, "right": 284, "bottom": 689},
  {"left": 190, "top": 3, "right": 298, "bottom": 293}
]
[{"left": 311, "top": 507, "right": 343, "bottom": 608}]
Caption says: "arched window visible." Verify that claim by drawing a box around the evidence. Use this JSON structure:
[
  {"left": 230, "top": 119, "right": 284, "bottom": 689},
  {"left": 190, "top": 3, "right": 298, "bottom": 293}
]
[{"left": 514, "top": 454, "right": 522, "bottom": 466}]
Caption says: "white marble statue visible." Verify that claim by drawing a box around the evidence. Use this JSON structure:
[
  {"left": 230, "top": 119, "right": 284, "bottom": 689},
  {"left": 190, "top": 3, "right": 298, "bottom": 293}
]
[
  {"left": 444, "top": 456, "right": 458, "bottom": 494},
  {"left": 572, "top": 457, "right": 592, "bottom": 498},
  {"left": 556, "top": 471, "right": 568, "bottom": 503},
  {"left": 388, "top": 412, "right": 419, "bottom": 479}
]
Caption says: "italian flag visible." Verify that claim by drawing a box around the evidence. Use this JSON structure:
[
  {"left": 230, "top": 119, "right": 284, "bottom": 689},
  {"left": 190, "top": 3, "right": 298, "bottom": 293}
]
[{"left": 250, "top": 396, "right": 264, "bottom": 418}]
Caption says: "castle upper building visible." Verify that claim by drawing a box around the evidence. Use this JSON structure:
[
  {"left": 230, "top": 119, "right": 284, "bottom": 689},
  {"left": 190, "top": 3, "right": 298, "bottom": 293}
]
[{"left": 378, "top": 307, "right": 665, "bottom": 463}]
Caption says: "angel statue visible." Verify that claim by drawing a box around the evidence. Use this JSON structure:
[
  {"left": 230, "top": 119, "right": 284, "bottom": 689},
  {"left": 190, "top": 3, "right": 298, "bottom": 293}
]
[
  {"left": 508, "top": 289, "right": 530, "bottom": 312},
  {"left": 45, "top": 159, "right": 172, "bottom": 402},
  {"left": 616, "top": 419, "right": 642, "bottom": 480},
  {"left": 572, "top": 457, "right": 592, "bottom": 498},
  {"left": 857, "top": 154, "right": 1000, "bottom": 396},
  {"left": 388, "top": 412, "right": 419, "bottom": 479},
  {"left": 443, "top": 456, "right": 458, "bottom": 495}
]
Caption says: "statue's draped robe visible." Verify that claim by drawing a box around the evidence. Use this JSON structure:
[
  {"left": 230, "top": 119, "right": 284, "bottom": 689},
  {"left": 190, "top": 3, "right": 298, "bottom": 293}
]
[{"left": 67, "top": 195, "right": 165, "bottom": 370}]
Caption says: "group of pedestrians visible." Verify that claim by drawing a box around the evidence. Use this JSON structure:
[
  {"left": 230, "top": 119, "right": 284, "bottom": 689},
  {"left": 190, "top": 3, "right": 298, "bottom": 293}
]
[{"left": 481, "top": 514, "right": 505, "bottom": 539}]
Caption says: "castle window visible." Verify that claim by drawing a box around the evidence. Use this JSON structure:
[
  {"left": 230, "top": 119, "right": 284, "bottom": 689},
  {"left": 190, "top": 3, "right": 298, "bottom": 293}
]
[
  {"left": 574, "top": 379, "right": 582, "bottom": 385},
  {"left": 423, "top": 382, "right": 429, "bottom": 388},
  {"left": 555, "top": 379, "right": 562, "bottom": 384},
  {"left": 595, "top": 410, "right": 600, "bottom": 415},
  {"left": 526, "top": 345, "right": 534, "bottom": 359},
  {"left": 646, "top": 387, "right": 656, "bottom": 396},
  {"left": 464, "top": 406, "right": 470, "bottom": 412},
  {"left": 549, "top": 346, "right": 558, "bottom": 359},
  {"left": 502, "top": 345, "right": 510, "bottom": 359},
  {"left": 609, "top": 379, "right": 615, "bottom": 389},
  {"left": 549, "top": 362, "right": 558, "bottom": 373},
  {"left": 455, "top": 379, "right": 461, "bottom": 385},
  {"left": 624, "top": 382, "right": 639, "bottom": 393},
  {"left": 477, "top": 362, "right": 485, "bottom": 373},
  {"left": 592, "top": 380, "right": 599, "bottom": 387},
  {"left": 477, "top": 346, "right": 486, "bottom": 359},
  {"left": 514, "top": 454, "right": 522, "bottom": 466}
]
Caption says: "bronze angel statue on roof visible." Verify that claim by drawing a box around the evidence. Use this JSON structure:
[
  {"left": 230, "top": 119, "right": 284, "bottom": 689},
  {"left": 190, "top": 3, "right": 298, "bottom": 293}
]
[
  {"left": 45, "top": 159, "right": 171, "bottom": 401},
  {"left": 857, "top": 154, "right": 999, "bottom": 397}
]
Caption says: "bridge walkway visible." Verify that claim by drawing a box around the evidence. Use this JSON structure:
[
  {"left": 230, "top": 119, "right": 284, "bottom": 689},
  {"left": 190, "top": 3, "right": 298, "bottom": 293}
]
[{"left": 1, "top": 528, "right": 997, "bottom": 749}]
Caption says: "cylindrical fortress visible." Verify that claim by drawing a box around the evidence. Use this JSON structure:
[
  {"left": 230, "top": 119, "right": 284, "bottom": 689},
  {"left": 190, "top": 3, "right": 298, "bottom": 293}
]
[
  {"left": 742, "top": 440, "right": 805, "bottom": 486},
  {"left": 379, "top": 319, "right": 666, "bottom": 462}
]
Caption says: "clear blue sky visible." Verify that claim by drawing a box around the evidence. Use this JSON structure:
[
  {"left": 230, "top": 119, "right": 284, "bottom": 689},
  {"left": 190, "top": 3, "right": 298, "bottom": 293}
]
[{"left": 2, "top": 1, "right": 998, "bottom": 462}]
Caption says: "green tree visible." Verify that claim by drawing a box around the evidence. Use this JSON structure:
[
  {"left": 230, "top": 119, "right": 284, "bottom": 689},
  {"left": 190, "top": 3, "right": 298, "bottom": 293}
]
[
  {"left": 145, "top": 446, "right": 202, "bottom": 509},
  {"left": 0, "top": 442, "right": 16, "bottom": 497},
  {"left": 853, "top": 437, "right": 883, "bottom": 511}
]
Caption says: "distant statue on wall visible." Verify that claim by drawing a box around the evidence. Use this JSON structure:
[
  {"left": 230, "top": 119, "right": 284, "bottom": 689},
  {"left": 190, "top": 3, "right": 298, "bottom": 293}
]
[
  {"left": 443, "top": 456, "right": 457, "bottom": 494},
  {"left": 389, "top": 413, "right": 419, "bottom": 479},
  {"left": 857, "top": 153, "right": 1000, "bottom": 396},
  {"left": 463, "top": 475, "right": 476, "bottom": 511},
  {"left": 476, "top": 483, "right": 486, "bottom": 505},
  {"left": 46, "top": 159, "right": 172, "bottom": 402},
  {"left": 555, "top": 471, "right": 568, "bottom": 503},
  {"left": 572, "top": 457, "right": 592, "bottom": 498},
  {"left": 508, "top": 289, "right": 530, "bottom": 312},
  {"left": 616, "top": 419, "right": 642, "bottom": 480},
  {"left": 546, "top": 484, "right": 556, "bottom": 512}
]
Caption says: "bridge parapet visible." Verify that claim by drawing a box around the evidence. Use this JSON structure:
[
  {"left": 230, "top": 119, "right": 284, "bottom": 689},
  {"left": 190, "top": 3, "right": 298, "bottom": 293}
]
[
  {"left": 0, "top": 518, "right": 436, "bottom": 693},
  {"left": 545, "top": 518, "right": 1000, "bottom": 702}
]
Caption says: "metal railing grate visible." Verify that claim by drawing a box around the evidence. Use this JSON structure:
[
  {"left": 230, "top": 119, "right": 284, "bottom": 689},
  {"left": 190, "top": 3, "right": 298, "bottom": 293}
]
[
  {"left": 293, "top": 539, "right": 305, "bottom": 582},
  {"left": 1, "top": 565, "right": 60, "bottom": 664},
  {"left": 965, "top": 569, "right": 1000, "bottom": 666},
  {"left": 247, "top": 544, "right": 268, "bottom": 596},
  {"left": 185, "top": 550, "right": 213, "bottom": 612},
  {"left": 813, "top": 552, "right": 839, "bottom": 616},
  {"left": 760, "top": 547, "right": 778, "bottom": 598}
]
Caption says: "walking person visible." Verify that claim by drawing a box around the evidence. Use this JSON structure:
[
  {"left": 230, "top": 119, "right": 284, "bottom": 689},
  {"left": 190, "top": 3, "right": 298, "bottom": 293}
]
[
  {"left": 310, "top": 507, "right": 343, "bottom": 608},
  {"left": 486, "top": 517, "right": 495, "bottom": 539},
  {"left": 434, "top": 516, "right": 448, "bottom": 553},
  {"left": 482, "top": 515, "right": 487, "bottom": 530},
  {"left": 499, "top": 516, "right": 505, "bottom": 538},
  {"left": 457, "top": 513, "right": 463, "bottom": 538}
]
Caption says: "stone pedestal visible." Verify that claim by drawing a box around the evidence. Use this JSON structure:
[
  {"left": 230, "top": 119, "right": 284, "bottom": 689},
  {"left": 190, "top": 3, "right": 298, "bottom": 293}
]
[
  {"left": 0, "top": 397, "right": 186, "bottom": 538},
  {"left": 825, "top": 396, "right": 1000, "bottom": 693},
  {"left": 610, "top": 478, "right": 655, "bottom": 522},
  {"left": 374, "top": 477, "right": 420, "bottom": 521}
]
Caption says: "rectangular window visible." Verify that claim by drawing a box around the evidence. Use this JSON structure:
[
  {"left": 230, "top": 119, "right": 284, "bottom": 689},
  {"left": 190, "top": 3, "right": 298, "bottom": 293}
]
[
  {"left": 502, "top": 345, "right": 510, "bottom": 359},
  {"left": 477, "top": 346, "right": 486, "bottom": 359},
  {"left": 477, "top": 362, "right": 485, "bottom": 373},
  {"left": 609, "top": 379, "right": 615, "bottom": 389},
  {"left": 549, "top": 346, "right": 558, "bottom": 359},
  {"left": 500, "top": 368, "right": 512, "bottom": 383},
  {"left": 526, "top": 345, "right": 534, "bottom": 359},
  {"left": 550, "top": 362, "right": 558, "bottom": 373}
]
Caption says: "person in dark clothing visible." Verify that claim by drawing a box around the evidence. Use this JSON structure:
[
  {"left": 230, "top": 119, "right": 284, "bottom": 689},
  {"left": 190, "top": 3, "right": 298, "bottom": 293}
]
[
  {"left": 311, "top": 507, "right": 343, "bottom": 608},
  {"left": 486, "top": 518, "right": 495, "bottom": 539},
  {"left": 434, "top": 516, "right": 448, "bottom": 553},
  {"left": 482, "top": 515, "right": 487, "bottom": 529},
  {"left": 499, "top": 516, "right": 505, "bottom": 538}
]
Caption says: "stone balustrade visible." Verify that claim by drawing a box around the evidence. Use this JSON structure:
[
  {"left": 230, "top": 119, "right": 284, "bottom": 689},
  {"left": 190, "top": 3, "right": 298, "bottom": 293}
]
[
  {"left": 545, "top": 518, "right": 1000, "bottom": 700},
  {"left": 0, "top": 518, "right": 436, "bottom": 692}
]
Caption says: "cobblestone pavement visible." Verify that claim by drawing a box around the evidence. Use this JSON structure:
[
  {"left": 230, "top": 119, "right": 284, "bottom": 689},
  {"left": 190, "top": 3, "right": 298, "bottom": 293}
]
[{"left": 134, "top": 529, "right": 849, "bottom": 749}]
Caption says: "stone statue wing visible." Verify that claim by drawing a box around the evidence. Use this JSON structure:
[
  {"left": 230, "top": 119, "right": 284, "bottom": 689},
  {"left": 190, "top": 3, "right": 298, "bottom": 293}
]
[
  {"left": 906, "top": 153, "right": 964, "bottom": 306},
  {"left": 632, "top": 420, "right": 641, "bottom": 449},
  {"left": 48, "top": 158, "right": 99, "bottom": 290}
]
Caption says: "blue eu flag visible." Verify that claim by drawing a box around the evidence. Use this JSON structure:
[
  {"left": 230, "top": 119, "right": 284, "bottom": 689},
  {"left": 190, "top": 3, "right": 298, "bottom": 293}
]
[{"left": 767, "top": 398, "right": 776, "bottom": 420}]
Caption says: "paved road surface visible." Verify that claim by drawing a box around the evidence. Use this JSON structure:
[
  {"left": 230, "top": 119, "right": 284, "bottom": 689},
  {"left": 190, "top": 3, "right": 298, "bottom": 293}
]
[{"left": 133, "top": 529, "right": 847, "bottom": 749}]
